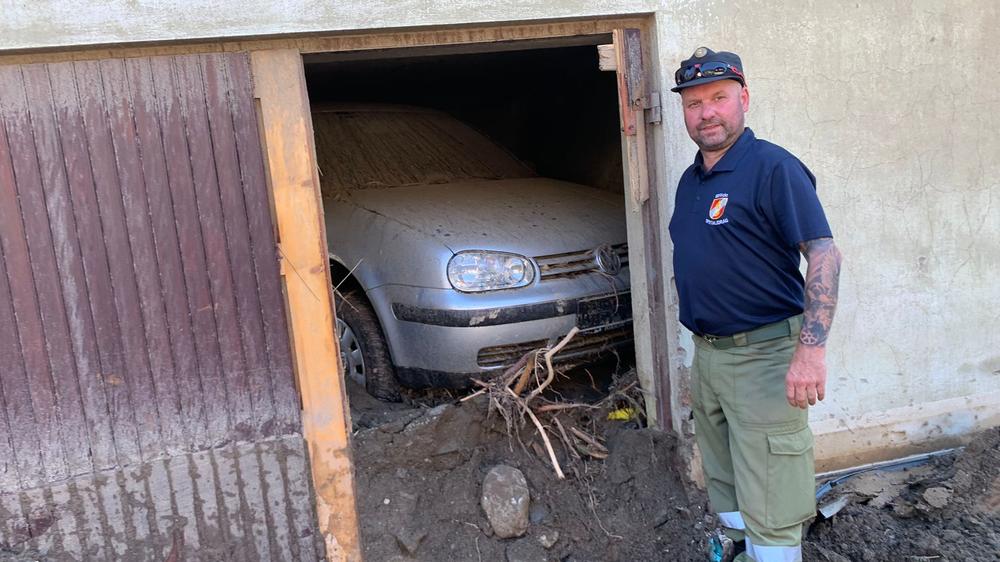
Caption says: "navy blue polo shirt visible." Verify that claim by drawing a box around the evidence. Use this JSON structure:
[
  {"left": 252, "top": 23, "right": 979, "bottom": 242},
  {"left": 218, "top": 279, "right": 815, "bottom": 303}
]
[{"left": 669, "top": 128, "right": 832, "bottom": 336}]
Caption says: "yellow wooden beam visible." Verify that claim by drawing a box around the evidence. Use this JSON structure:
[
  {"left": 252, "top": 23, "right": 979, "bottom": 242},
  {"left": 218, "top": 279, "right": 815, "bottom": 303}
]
[{"left": 250, "top": 48, "right": 361, "bottom": 562}]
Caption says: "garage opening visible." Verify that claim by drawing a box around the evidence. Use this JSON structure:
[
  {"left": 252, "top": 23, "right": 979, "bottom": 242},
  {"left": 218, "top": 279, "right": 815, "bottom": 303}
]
[
  {"left": 295, "top": 29, "right": 689, "bottom": 561},
  {"left": 303, "top": 37, "right": 636, "bottom": 407}
]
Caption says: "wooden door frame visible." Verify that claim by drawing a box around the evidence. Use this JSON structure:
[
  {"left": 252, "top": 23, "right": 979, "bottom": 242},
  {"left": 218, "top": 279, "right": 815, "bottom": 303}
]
[
  {"left": 246, "top": 20, "right": 672, "bottom": 559},
  {"left": 609, "top": 27, "right": 673, "bottom": 430}
]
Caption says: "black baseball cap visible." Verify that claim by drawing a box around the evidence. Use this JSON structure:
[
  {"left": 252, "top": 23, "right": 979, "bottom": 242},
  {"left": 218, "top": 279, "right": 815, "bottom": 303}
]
[{"left": 671, "top": 47, "right": 746, "bottom": 93}]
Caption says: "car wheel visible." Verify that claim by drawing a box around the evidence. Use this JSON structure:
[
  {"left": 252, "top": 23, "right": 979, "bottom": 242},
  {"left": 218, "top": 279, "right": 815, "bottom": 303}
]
[{"left": 335, "top": 290, "right": 402, "bottom": 402}]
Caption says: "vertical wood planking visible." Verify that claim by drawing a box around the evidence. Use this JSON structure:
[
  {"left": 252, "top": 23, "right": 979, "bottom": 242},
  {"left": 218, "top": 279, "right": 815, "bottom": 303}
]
[
  {"left": 96, "top": 58, "right": 189, "bottom": 455},
  {"left": 226, "top": 53, "right": 300, "bottom": 434},
  {"left": 174, "top": 54, "right": 254, "bottom": 440},
  {"left": 187, "top": 449, "right": 224, "bottom": 560},
  {"left": 282, "top": 436, "right": 323, "bottom": 561},
  {"left": 1, "top": 51, "right": 315, "bottom": 557},
  {"left": 201, "top": 53, "right": 278, "bottom": 437},
  {"left": 42, "top": 61, "right": 123, "bottom": 473},
  {"left": 67, "top": 60, "right": 146, "bottom": 468},
  {"left": 0, "top": 249, "right": 19, "bottom": 491},
  {"left": 0, "top": 490, "right": 27, "bottom": 549},
  {"left": 146, "top": 458, "right": 175, "bottom": 559},
  {"left": 18, "top": 64, "right": 98, "bottom": 477},
  {"left": 49, "top": 481, "right": 83, "bottom": 556},
  {"left": 127, "top": 56, "right": 212, "bottom": 451},
  {"left": 259, "top": 440, "right": 296, "bottom": 560},
  {"left": 82, "top": 57, "right": 168, "bottom": 458},
  {"left": 119, "top": 466, "right": 154, "bottom": 560},
  {"left": 166, "top": 455, "right": 201, "bottom": 554},
  {"left": 0, "top": 118, "right": 41, "bottom": 489},
  {"left": 96, "top": 472, "right": 129, "bottom": 559},
  {"left": 235, "top": 443, "right": 273, "bottom": 562},
  {"left": 19, "top": 487, "right": 57, "bottom": 553},
  {"left": 149, "top": 56, "right": 232, "bottom": 444},
  {"left": 73, "top": 474, "right": 115, "bottom": 558},
  {"left": 0, "top": 65, "right": 71, "bottom": 483}
]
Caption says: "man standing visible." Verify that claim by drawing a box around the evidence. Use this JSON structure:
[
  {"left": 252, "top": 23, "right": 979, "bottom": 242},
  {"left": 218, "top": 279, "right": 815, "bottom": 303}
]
[{"left": 668, "top": 47, "right": 843, "bottom": 562}]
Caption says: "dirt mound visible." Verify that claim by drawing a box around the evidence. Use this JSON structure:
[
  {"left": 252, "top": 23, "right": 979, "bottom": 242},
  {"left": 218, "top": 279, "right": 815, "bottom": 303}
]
[
  {"left": 350, "top": 394, "right": 710, "bottom": 561},
  {"left": 804, "top": 427, "right": 1000, "bottom": 562},
  {"left": 349, "top": 376, "right": 1000, "bottom": 562}
]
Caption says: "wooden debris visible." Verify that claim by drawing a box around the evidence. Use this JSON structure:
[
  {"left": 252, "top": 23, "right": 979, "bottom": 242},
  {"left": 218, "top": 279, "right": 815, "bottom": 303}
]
[{"left": 458, "top": 327, "right": 647, "bottom": 480}]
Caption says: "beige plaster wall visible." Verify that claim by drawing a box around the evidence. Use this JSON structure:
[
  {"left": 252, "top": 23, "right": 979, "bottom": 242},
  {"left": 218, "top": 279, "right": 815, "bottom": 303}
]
[
  {"left": 3, "top": 0, "right": 997, "bottom": 470},
  {"left": 653, "top": 0, "right": 1000, "bottom": 469}
]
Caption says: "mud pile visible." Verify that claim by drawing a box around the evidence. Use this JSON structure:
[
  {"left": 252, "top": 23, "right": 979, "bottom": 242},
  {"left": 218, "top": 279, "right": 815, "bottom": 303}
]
[
  {"left": 805, "top": 427, "right": 1000, "bottom": 562},
  {"left": 349, "top": 389, "right": 709, "bottom": 561},
  {"left": 350, "top": 380, "right": 1000, "bottom": 562}
]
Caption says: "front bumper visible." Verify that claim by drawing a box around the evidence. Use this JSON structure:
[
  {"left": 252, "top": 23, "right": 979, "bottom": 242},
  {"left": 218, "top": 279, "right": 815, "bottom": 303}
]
[{"left": 366, "top": 273, "right": 632, "bottom": 388}]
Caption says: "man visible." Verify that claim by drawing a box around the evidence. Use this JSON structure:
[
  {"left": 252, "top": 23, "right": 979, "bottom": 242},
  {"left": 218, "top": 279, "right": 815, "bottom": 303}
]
[{"left": 668, "top": 47, "right": 843, "bottom": 562}]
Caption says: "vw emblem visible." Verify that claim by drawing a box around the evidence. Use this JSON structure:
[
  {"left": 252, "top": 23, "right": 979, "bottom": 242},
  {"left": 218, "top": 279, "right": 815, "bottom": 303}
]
[{"left": 594, "top": 244, "right": 621, "bottom": 276}]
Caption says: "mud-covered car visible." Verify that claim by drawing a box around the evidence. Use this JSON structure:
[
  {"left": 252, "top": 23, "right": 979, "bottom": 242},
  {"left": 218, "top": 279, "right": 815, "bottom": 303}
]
[{"left": 314, "top": 104, "right": 632, "bottom": 400}]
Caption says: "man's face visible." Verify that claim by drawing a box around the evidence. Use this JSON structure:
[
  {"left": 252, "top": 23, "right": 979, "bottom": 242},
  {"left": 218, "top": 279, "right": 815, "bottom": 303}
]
[{"left": 679, "top": 79, "right": 749, "bottom": 153}]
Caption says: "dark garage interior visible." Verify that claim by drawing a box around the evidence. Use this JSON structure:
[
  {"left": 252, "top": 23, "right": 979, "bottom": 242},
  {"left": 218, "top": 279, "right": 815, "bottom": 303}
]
[
  {"left": 302, "top": 39, "right": 635, "bottom": 402},
  {"left": 303, "top": 41, "right": 624, "bottom": 194}
]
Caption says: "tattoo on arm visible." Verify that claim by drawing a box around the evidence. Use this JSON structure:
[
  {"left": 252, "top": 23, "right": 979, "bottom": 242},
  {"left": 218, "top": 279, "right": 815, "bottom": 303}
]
[{"left": 798, "top": 238, "right": 843, "bottom": 347}]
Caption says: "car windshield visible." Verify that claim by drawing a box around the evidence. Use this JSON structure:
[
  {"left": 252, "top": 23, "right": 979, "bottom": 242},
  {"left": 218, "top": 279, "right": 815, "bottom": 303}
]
[{"left": 312, "top": 108, "right": 535, "bottom": 196}]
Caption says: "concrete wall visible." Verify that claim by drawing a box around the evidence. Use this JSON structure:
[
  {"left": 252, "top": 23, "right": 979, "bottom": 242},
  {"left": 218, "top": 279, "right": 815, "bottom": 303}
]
[
  {"left": 652, "top": 0, "right": 1000, "bottom": 469},
  {"left": 3, "top": 0, "right": 998, "bottom": 470}
]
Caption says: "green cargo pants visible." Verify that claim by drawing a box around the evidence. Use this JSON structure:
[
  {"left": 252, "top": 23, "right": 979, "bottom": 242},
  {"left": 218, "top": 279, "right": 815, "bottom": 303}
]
[{"left": 691, "top": 315, "right": 815, "bottom": 561}]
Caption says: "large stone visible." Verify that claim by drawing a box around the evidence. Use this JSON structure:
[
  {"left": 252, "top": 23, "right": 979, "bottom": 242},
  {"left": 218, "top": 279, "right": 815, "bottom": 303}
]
[
  {"left": 481, "top": 465, "right": 530, "bottom": 539},
  {"left": 922, "top": 486, "right": 952, "bottom": 509}
]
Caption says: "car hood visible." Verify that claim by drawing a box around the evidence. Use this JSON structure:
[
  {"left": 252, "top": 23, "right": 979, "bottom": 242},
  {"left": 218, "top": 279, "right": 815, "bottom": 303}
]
[{"left": 333, "top": 178, "right": 626, "bottom": 256}]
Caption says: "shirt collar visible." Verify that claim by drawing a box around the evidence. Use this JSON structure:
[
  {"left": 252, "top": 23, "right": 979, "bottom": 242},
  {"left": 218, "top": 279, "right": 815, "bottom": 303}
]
[{"left": 694, "top": 127, "right": 755, "bottom": 176}]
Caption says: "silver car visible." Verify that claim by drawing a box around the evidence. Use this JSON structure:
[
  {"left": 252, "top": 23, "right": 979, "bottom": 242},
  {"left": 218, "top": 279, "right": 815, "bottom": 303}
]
[{"left": 315, "top": 105, "right": 632, "bottom": 400}]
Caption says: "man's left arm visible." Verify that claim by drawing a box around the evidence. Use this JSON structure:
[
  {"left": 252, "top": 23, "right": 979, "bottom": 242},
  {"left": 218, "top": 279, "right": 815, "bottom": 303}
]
[{"left": 786, "top": 237, "right": 843, "bottom": 409}]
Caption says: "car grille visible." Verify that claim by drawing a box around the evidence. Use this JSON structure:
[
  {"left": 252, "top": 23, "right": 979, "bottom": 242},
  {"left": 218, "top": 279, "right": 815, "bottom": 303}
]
[
  {"left": 476, "top": 326, "right": 633, "bottom": 368},
  {"left": 534, "top": 243, "right": 629, "bottom": 280}
]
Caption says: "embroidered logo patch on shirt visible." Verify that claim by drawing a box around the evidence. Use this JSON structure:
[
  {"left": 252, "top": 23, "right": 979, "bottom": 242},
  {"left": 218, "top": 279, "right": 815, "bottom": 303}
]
[{"left": 706, "top": 194, "right": 729, "bottom": 225}]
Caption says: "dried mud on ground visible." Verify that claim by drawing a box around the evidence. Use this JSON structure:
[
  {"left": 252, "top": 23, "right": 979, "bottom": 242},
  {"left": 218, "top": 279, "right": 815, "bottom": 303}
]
[
  {"left": 805, "top": 427, "right": 1000, "bottom": 562},
  {"left": 350, "top": 377, "right": 1000, "bottom": 562},
  {"left": 349, "top": 378, "right": 709, "bottom": 562}
]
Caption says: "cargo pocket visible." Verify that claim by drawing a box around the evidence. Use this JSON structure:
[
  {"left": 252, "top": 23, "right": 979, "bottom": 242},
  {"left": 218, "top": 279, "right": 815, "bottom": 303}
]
[{"left": 765, "top": 426, "right": 816, "bottom": 528}]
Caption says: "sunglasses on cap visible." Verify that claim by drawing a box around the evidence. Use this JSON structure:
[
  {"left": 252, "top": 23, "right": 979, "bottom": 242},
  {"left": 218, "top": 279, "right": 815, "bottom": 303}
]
[{"left": 674, "top": 62, "right": 745, "bottom": 87}]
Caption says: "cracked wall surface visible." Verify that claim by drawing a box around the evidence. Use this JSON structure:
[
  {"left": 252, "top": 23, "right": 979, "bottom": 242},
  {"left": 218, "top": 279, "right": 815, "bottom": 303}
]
[{"left": 1, "top": 0, "right": 997, "bottom": 466}]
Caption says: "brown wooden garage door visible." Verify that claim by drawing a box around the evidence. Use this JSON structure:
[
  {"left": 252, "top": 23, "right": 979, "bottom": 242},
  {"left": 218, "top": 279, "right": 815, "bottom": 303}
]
[{"left": 0, "top": 53, "right": 320, "bottom": 560}]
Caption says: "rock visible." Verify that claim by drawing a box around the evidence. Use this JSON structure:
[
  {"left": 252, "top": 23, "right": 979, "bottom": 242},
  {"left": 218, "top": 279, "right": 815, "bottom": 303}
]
[
  {"left": 537, "top": 528, "right": 559, "bottom": 549},
  {"left": 506, "top": 537, "right": 547, "bottom": 562},
  {"left": 482, "top": 465, "right": 531, "bottom": 539},
  {"left": 923, "top": 486, "right": 952, "bottom": 509},
  {"left": 393, "top": 526, "right": 427, "bottom": 556}
]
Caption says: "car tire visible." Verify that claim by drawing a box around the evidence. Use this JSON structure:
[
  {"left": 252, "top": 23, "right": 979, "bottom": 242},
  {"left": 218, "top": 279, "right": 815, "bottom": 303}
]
[{"left": 334, "top": 290, "right": 402, "bottom": 402}]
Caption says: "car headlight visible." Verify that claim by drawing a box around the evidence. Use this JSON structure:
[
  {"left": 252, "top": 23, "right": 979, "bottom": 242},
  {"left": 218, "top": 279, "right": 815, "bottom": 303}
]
[{"left": 447, "top": 251, "right": 535, "bottom": 292}]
